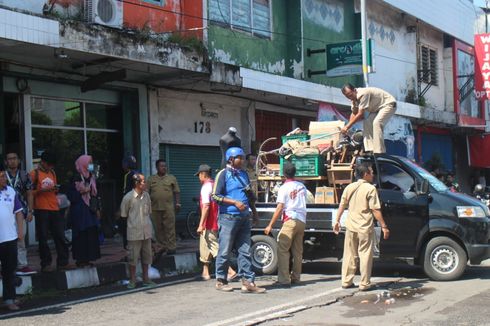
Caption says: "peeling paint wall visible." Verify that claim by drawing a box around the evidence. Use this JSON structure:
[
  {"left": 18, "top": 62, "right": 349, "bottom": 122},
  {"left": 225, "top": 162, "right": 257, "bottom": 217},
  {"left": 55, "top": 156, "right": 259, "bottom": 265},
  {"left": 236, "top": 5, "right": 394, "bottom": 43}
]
[
  {"left": 151, "top": 88, "right": 253, "bottom": 154},
  {"left": 208, "top": 0, "right": 301, "bottom": 79},
  {"left": 0, "top": 0, "right": 203, "bottom": 38},
  {"left": 61, "top": 22, "right": 208, "bottom": 72},
  {"left": 0, "top": 0, "right": 81, "bottom": 18},
  {"left": 303, "top": 0, "right": 360, "bottom": 88},
  {"left": 366, "top": 0, "right": 447, "bottom": 110}
]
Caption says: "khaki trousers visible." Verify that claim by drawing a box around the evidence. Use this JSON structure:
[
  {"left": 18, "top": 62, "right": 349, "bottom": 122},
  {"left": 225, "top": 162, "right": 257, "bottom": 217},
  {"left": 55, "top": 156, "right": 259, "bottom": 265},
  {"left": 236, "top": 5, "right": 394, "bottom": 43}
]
[
  {"left": 363, "top": 103, "right": 396, "bottom": 153},
  {"left": 151, "top": 209, "right": 176, "bottom": 252},
  {"left": 342, "top": 229, "right": 374, "bottom": 289},
  {"left": 199, "top": 230, "right": 219, "bottom": 264},
  {"left": 277, "top": 219, "right": 306, "bottom": 284}
]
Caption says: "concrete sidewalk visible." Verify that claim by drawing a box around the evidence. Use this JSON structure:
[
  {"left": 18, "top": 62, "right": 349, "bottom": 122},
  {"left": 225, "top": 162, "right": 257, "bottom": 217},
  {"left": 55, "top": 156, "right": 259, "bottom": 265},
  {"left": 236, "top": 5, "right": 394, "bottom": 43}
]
[{"left": 1, "top": 237, "right": 200, "bottom": 295}]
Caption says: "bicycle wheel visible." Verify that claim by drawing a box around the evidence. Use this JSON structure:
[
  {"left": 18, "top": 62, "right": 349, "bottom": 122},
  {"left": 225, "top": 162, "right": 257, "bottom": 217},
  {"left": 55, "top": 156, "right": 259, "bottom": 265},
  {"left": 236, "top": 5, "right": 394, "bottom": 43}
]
[{"left": 186, "top": 211, "right": 200, "bottom": 240}]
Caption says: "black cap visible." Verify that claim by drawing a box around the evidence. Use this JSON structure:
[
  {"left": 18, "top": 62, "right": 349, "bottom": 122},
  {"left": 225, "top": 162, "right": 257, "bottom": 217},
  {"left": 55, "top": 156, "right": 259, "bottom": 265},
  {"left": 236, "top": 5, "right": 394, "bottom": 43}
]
[{"left": 194, "top": 164, "right": 212, "bottom": 176}]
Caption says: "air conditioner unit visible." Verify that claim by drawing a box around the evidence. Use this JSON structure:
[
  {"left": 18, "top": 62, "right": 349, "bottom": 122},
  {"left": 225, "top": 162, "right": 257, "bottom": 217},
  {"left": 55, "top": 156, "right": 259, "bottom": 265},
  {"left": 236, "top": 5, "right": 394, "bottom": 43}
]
[{"left": 85, "top": 0, "right": 123, "bottom": 29}]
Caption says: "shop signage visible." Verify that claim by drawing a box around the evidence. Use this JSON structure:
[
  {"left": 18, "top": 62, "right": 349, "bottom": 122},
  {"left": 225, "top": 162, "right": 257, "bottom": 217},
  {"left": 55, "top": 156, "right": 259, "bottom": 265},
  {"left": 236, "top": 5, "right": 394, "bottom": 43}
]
[
  {"left": 326, "top": 39, "right": 374, "bottom": 77},
  {"left": 474, "top": 33, "right": 490, "bottom": 100}
]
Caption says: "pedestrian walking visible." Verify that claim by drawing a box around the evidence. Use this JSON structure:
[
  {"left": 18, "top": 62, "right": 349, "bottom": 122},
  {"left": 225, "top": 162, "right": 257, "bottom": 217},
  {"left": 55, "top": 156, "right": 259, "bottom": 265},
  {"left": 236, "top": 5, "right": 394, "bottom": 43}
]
[
  {"left": 212, "top": 147, "right": 265, "bottom": 293},
  {"left": 341, "top": 83, "right": 397, "bottom": 153},
  {"left": 30, "top": 151, "right": 72, "bottom": 272},
  {"left": 0, "top": 163, "right": 24, "bottom": 311},
  {"left": 120, "top": 173, "right": 155, "bottom": 289},
  {"left": 194, "top": 164, "right": 237, "bottom": 281},
  {"left": 333, "top": 163, "right": 390, "bottom": 291},
  {"left": 4, "top": 150, "right": 36, "bottom": 275},
  {"left": 148, "top": 159, "right": 181, "bottom": 255},
  {"left": 67, "top": 155, "right": 101, "bottom": 268},
  {"left": 264, "top": 162, "right": 306, "bottom": 287}
]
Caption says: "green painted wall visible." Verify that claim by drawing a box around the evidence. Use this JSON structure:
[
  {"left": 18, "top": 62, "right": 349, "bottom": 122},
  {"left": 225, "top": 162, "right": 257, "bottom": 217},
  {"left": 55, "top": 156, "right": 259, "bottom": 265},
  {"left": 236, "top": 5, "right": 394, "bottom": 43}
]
[
  {"left": 208, "top": 0, "right": 362, "bottom": 87},
  {"left": 302, "top": 0, "right": 361, "bottom": 87},
  {"left": 208, "top": 0, "right": 301, "bottom": 78}
]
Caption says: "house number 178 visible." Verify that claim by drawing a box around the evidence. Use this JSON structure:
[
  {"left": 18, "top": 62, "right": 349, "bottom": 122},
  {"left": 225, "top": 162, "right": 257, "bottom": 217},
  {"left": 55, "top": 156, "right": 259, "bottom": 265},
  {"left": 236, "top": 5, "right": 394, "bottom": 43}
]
[{"left": 194, "top": 121, "right": 211, "bottom": 133}]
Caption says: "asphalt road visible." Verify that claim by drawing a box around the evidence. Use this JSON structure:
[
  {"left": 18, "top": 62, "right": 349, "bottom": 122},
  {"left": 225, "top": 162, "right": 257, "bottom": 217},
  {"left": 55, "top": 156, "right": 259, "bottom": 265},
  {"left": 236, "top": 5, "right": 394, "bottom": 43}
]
[{"left": 1, "top": 260, "right": 489, "bottom": 326}]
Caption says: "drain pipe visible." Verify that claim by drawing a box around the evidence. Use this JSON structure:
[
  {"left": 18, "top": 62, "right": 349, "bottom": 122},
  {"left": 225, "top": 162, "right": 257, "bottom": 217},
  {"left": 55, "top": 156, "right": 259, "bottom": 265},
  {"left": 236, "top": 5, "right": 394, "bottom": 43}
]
[{"left": 361, "top": 0, "right": 369, "bottom": 87}]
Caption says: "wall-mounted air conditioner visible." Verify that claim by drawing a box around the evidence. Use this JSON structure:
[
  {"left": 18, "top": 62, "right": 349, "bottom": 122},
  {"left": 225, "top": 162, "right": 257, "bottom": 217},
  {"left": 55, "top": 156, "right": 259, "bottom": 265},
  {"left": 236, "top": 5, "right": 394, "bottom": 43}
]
[{"left": 85, "top": 0, "right": 123, "bottom": 29}]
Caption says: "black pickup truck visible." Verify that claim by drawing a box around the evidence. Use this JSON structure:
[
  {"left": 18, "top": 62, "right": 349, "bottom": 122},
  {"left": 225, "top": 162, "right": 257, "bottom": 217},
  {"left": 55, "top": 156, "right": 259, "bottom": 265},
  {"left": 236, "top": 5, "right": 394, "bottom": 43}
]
[{"left": 250, "top": 153, "right": 490, "bottom": 281}]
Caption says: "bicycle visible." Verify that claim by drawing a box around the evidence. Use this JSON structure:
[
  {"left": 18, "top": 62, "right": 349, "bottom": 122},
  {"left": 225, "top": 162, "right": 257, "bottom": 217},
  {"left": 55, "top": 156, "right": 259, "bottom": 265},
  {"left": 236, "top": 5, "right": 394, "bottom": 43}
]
[{"left": 186, "top": 197, "right": 200, "bottom": 240}]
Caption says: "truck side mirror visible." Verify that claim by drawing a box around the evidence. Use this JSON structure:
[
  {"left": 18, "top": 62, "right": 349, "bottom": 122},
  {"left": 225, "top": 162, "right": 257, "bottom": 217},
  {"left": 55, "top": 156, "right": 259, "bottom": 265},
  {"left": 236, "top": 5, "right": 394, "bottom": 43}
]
[{"left": 417, "top": 179, "right": 429, "bottom": 195}]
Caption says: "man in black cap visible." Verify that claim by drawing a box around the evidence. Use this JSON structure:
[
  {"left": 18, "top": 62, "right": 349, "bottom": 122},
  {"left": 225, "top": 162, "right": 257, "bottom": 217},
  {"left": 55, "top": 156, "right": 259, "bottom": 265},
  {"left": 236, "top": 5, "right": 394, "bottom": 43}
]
[
  {"left": 219, "top": 127, "right": 241, "bottom": 168},
  {"left": 195, "top": 164, "right": 236, "bottom": 281}
]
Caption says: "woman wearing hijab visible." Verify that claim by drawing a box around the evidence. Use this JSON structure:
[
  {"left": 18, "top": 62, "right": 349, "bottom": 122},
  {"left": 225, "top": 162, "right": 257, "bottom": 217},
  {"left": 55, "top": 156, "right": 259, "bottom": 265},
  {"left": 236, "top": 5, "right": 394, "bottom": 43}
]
[{"left": 68, "top": 155, "right": 101, "bottom": 267}]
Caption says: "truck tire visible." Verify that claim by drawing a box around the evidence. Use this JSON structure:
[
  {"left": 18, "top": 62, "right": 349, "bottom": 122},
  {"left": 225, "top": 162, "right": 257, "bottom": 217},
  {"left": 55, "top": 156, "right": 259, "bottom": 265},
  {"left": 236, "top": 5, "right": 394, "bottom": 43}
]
[
  {"left": 250, "top": 235, "right": 278, "bottom": 275},
  {"left": 422, "top": 236, "right": 467, "bottom": 281}
]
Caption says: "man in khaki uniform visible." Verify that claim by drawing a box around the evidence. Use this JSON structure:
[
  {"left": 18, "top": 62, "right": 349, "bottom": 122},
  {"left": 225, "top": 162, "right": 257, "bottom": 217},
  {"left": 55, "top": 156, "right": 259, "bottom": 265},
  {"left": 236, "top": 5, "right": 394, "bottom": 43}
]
[
  {"left": 341, "top": 83, "right": 397, "bottom": 153},
  {"left": 148, "top": 160, "right": 181, "bottom": 255},
  {"left": 245, "top": 154, "right": 258, "bottom": 196},
  {"left": 120, "top": 173, "right": 155, "bottom": 289},
  {"left": 334, "top": 163, "right": 390, "bottom": 291}
]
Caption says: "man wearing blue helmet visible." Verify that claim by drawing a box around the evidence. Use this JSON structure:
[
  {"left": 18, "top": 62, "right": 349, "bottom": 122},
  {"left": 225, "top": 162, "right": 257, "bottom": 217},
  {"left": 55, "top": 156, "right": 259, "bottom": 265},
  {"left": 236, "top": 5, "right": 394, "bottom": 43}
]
[{"left": 212, "top": 147, "right": 265, "bottom": 294}]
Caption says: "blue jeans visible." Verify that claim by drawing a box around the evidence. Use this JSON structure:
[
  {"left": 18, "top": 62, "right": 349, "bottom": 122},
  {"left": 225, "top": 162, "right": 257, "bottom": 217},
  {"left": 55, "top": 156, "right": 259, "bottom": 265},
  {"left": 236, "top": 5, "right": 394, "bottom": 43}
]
[{"left": 216, "top": 213, "right": 255, "bottom": 282}]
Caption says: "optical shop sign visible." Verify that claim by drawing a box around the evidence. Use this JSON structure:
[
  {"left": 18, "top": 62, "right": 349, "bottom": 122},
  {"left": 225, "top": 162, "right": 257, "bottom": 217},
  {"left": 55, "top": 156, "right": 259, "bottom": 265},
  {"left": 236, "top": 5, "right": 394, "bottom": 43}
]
[{"left": 475, "top": 33, "right": 490, "bottom": 100}]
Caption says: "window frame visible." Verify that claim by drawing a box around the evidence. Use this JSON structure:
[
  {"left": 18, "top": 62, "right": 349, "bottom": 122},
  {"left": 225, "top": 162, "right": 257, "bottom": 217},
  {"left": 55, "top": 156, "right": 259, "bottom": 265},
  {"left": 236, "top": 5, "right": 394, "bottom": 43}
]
[
  {"left": 375, "top": 159, "right": 417, "bottom": 193},
  {"left": 418, "top": 43, "right": 439, "bottom": 87},
  {"left": 209, "top": 0, "right": 272, "bottom": 39}
]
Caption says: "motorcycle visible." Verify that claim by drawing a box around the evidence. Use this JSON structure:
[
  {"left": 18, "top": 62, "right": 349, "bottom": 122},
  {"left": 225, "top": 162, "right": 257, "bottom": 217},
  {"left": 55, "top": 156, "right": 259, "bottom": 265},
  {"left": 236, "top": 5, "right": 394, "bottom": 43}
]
[{"left": 473, "top": 184, "right": 490, "bottom": 208}]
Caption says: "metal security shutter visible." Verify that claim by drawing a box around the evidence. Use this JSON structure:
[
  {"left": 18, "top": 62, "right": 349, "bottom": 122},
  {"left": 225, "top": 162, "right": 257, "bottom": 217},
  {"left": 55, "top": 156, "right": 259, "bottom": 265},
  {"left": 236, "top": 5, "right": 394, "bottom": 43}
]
[
  {"left": 159, "top": 144, "right": 221, "bottom": 221},
  {"left": 420, "top": 133, "right": 453, "bottom": 171}
]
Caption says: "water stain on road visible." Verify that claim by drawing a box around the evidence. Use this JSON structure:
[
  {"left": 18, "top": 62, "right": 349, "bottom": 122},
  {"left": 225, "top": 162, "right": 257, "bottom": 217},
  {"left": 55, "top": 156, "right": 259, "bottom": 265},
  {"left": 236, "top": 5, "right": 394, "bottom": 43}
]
[{"left": 340, "top": 286, "right": 435, "bottom": 318}]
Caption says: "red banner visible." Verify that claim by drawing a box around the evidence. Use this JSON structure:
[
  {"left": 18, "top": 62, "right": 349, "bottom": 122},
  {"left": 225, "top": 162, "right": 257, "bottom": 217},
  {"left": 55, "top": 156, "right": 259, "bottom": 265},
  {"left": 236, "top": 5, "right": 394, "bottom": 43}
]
[{"left": 475, "top": 33, "right": 490, "bottom": 101}]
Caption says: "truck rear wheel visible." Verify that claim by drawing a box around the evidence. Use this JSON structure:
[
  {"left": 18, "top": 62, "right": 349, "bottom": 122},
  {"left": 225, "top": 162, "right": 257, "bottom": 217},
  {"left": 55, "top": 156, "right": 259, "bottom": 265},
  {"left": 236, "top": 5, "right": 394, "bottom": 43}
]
[
  {"left": 250, "top": 235, "right": 278, "bottom": 275},
  {"left": 422, "top": 236, "right": 467, "bottom": 281}
]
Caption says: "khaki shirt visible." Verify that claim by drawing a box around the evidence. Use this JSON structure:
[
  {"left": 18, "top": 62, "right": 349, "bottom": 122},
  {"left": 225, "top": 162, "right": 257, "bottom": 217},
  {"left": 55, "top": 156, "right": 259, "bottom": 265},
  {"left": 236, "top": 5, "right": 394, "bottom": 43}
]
[
  {"left": 246, "top": 167, "right": 258, "bottom": 194},
  {"left": 120, "top": 190, "right": 153, "bottom": 241},
  {"left": 147, "top": 174, "right": 180, "bottom": 211},
  {"left": 340, "top": 179, "right": 381, "bottom": 234},
  {"left": 351, "top": 87, "right": 396, "bottom": 114}
]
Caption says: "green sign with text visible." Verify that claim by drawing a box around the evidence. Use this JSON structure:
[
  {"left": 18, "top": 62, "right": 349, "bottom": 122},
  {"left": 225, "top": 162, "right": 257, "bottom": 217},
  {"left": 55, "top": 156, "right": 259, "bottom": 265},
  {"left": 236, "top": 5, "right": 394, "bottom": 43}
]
[{"left": 326, "top": 39, "right": 373, "bottom": 77}]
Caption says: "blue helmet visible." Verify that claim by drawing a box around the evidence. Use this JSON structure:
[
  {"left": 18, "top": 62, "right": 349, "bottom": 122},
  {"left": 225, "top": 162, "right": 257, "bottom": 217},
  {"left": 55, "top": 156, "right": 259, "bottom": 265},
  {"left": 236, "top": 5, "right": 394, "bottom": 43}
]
[{"left": 226, "top": 147, "right": 245, "bottom": 161}]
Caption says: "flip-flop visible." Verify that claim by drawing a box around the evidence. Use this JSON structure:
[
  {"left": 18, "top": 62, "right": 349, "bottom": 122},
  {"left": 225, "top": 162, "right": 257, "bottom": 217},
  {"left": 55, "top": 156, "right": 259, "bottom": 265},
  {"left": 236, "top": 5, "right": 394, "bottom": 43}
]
[
  {"left": 127, "top": 281, "right": 136, "bottom": 289},
  {"left": 201, "top": 275, "right": 211, "bottom": 281}
]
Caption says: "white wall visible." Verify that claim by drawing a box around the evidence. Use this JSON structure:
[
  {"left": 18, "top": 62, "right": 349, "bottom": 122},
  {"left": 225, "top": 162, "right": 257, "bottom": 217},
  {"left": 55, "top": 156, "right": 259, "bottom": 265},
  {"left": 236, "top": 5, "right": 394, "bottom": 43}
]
[
  {"left": 366, "top": 1, "right": 448, "bottom": 110},
  {"left": 418, "top": 24, "right": 446, "bottom": 111},
  {"left": 381, "top": 0, "right": 477, "bottom": 45},
  {"left": 366, "top": 1, "right": 417, "bottom": 102}
]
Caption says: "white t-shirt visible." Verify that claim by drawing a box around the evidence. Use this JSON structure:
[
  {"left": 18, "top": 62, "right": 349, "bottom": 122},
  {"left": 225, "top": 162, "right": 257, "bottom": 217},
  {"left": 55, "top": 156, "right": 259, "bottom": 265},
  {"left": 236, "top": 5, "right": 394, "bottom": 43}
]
[
  {"left": 200, "top": 182, "right": 213, "bottom": 204},
  {"left": 276, "top": 180, "right": 307, "bottom": 223},
  {"left": 0, "top": 186, "right": 23, "bottom": 243}
]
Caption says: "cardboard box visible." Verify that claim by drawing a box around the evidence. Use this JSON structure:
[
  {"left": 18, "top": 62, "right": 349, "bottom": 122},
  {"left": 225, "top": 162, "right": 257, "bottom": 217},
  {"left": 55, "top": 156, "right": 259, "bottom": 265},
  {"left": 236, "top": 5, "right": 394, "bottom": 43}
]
[
  {"left": 314, "top": 186, "right": 336, "bottom": 204},
  {"left": 308, "top": 121, "right": 344, "bottom": 151}
]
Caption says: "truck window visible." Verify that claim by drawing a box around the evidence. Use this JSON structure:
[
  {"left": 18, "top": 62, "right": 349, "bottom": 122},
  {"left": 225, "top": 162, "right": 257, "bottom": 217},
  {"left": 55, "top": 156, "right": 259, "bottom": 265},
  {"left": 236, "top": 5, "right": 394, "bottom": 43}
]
[
  {"left": 398, "top": 157, "right": 448, "bottom": 192},
  {"left": 378, "top": 162, "right": 415, "bottom": 193}
]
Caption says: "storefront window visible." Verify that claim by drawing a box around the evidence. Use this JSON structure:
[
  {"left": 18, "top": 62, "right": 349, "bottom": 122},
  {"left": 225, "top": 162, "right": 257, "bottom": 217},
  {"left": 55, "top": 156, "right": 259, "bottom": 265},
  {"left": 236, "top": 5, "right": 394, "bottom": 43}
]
[
  {"left": 85, "top": 103, "right": 121, "bottom": 130},
  {"left": 31, "top": 98, "right": 83, "bottom": 127},
  {"left": 30, "top": 97, "right": 122, "bottom": 188},
  {"left": 457, "top": 49, "right": 480, "bottom": 118}
]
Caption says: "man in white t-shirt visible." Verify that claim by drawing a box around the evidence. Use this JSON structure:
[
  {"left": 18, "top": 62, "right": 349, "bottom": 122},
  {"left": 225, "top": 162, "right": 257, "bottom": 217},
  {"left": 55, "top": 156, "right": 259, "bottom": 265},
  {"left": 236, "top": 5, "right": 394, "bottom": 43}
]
[{"left": 265, "top": 162, "right": 307, "bottom": 287}]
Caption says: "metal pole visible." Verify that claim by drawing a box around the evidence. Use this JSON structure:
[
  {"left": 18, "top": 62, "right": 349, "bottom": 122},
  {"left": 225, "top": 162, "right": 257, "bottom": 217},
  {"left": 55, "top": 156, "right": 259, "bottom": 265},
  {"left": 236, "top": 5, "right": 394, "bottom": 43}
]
[{"left": 361, "top": 0, "right": 369, "bottom": 87}]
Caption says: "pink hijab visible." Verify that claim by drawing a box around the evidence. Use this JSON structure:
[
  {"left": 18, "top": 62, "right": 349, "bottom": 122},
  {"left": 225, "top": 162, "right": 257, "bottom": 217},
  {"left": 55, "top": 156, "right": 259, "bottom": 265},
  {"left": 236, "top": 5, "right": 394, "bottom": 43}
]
[{"left": 75, "top": 155, "right": 97, "bottom": 206}]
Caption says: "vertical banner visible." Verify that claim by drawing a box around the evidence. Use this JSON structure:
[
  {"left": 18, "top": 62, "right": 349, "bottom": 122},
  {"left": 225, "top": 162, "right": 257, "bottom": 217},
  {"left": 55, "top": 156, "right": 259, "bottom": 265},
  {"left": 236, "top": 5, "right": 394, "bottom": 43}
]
[{"left": 474, "top": 33, "right": 490, "bottom": 101}]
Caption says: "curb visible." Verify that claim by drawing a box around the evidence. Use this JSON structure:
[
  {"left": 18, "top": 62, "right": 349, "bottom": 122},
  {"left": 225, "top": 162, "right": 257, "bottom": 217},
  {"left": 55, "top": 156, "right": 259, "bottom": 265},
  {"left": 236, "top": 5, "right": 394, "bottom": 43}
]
[{"left": 0, "top": 252, "right": 199, "bottom": 295}]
